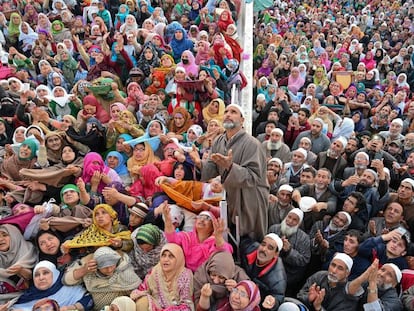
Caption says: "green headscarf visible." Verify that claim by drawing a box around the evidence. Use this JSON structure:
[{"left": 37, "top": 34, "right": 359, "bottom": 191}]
[
  {"left": 60, "top": 184, "right": 80, "bottom": 203},
  {"left": 51, "top": 20, "right": 64, "bottom": 35},
  {"left": 19, "top": 139, "right": 38, "bottom": 160},
  {"left": 8, "top": 13, "right": 22, "bottom": 38},
  {"left": 88, "top": 77, "right": 115, "bottom": 100}
]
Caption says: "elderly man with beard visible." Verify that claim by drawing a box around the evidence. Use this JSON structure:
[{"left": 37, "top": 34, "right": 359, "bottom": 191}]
[
  {"left": 261, "top": 128, "right": 291, "bottom": 163},
  {"left": 389, "top": 178, "right": 414, "bottom": 236},
  {"left": 308, "top": 211, "right": 352, "bottom": 274},
  {"left": 268, "top": 208, "right": 311, "bottom": 297},
  {"left": 314, "top": 137, "right": 348, "bottom": 179},
  {"left": 240, "top": 233, "right": 287, "bottom": 311},
  {"left": 193, "top": 104, "right": 269, "bottom": 241},
  {"left": 349, "top": 259, "right": 403, "bottom": 311},
  {"left": 401, "top": 133, "right": 414, "bottom": 161},
  {"left": 293, "top": 168, "right": 338, "bottom": 232},
  {"left": 350, "top": 134, "right": 397, "bottom": 170},
  {"left": 268, "top": 184, "right": 299, "bottom": 226},
  {"left": 343, "top": 151, "right": 370, "bottom": 179},
  {"left": 331, "top": 161, "right": 389, "bottom": 220},
  {"left": 297, "top": 253, "right": 361, "bottom": 311},
  {"left": 279, "top": 148, "right": 309, "bottom": 188}
]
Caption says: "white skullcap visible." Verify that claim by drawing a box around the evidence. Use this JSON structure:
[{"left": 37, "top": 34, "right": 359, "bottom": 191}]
[
  {"left": 356, "top": 151, "right": 369, "bottom": 162},
  {"left": 265, "top": 233, "right": 283, "bottom": 252},
  {"left": 391, "top": 118, "right": 403, "bottom": 127},
  {"left": 334, "top": 136, "right": 348, "bottom": 149},
  {"left": 288, "top": 208, "right": 304, "bottom": 223},
  {"left": 338, "top": 211, "right": 352, "bottom": 226},
  {"left": 300, "top": 137, "right": 312, "bottom": 145},
  {"left": 278, "top": 302, "right": 300, "bottom": 311},
  {"left": 313, "top": 118, "right": 325, "bottom": 125},
  {"left": 271, "top": 128, "right": 284, "bottom": 137},
  {"left": 383, "top": 263, "right": 402, "bottom": 283},
  {"left": 278, "top": 184, "right": 293, "bottom": 193},
  {"left": 257, "top": 93, "right": 266, "bottom": 100},
  {"left": 401, "top": 178, "right": 414, "bottom": 190},
  {"left": 175, "top": 66, "right": 186, "bottom": 73},
  {"left": 365, "top": 169, "right": 378, "bottom": 181},
  {"left": 268, "top": 158, "right": 283, "bottom": 167},
  {"left": 227, "top": 104, "right": 244, "bottom": 117},
  {"left": 333, "top": 253, "right": 353, "bottom": 271},
  {"left": 295, "top": 147, "right": 308, "bottom": 158}
]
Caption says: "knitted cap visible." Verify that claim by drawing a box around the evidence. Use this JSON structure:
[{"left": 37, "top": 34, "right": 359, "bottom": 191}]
[
  {"left": 94, "top": 246, "right": 121, "bottom": 269},
  {"left": 136, "top": 224, "right": 162, "bottom": 246},
  {"left": 129, "top": 202, "right": 149, "bottom": 219}
]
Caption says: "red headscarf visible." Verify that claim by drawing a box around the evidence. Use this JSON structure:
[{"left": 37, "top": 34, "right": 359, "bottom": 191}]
[{"left": 82, "top": 95, "right": 110, "bottom": 123}]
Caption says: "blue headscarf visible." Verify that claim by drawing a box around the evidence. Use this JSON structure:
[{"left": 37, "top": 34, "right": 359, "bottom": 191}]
[
  {"left": 105, "top": 151, "right": 129, "bottom": 176},
  {"left": 124, "top": 120, "right": 166, "bottom": 151}
]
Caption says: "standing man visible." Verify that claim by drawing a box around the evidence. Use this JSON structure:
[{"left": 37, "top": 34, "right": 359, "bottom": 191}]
[{"left": 192, "top": 104, "right": 269, "bottom": 240}]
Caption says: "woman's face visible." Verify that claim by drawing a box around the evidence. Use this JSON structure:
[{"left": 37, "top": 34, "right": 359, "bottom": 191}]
[
  {"left": 46, "top": 135, "right": 62, "bottom": 151},
  {"left": 352, "top": 113, "right": 360, "bottom": 123},
  {"left": 126, "top": 16, "right": 135, "bottom": 25},
  {"left": 99, "top": 264, "right": 117, "bottom": 276},
  {"left": 34, "top": 268, "right": 54, "bottom": 290},
  {"left": 209, "top": 270, "right": 226, "bottom": 284},
  {"left": 84, "top": 104, "right": 97, "bottom": 115},
  {"left": 21, "top": 23, "right": 29, "bottom": 34},
  {"left": 18, "top": 144, "right": 33, "bottom": 159},
  {"left": 174, "top": 164, "right": 185, "bottom": 180},
  {"left": 52, "top": 76, "right": 62, "bottom": 87},
  {"left": 94, "top": 208, "right": 113, "bottom": 229},
  {"left": 173, "top": 114, "right": 185, "bottom": 127},
  {"left": 61, "top": 145, "right": 76, "bottom": 163},
  {"left": 111, "top": 105, "right": 121, "bottom": 119},
  {"left": 229, "top": 286, "right": 250, "bottom": 310},
  {"left": 160, "top": 250, "right": 177, "bottom": 273},
  {"left": 0, "top": 231, "right": 10, "bottom": 252},
  {"left": 144, "top": 48, "right": 154, "bottom": 60},
  {"left": 207, "top": 120, "right": 219, "bottom": 133},
  {"left": 106, "top": 155, "right": 119, "bottom": 169},
  {"left": 149, "top": 121, "right": 163, "bottom": 136},
  {"left": 116, "top": 138, "right": 126, "bottom": 152},
  {"left": 138, "top": 243, "right": 154, "bottom": 252},
  {"left": 208, "top": 101, "right": 219, "bottom": 114},
  {"left": 198, "top": 70, "right": 208, "bottom": 80},
  {"left": 133, "top": 143, "right": 146, "bottom": 160},
  {"left": 38, "top": 233, "right": 60, "bottom": 255},
  {"left": 14, "top": 128, "right": 26, "bottom": 143}
]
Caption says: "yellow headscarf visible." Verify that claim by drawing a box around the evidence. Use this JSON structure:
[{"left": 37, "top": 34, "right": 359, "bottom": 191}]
[
  {"left": 202, "top": 98, "right": 225, "bottom": 125},
  {"left": 64, "top": 204, "right": 131, "bottom": 249}
]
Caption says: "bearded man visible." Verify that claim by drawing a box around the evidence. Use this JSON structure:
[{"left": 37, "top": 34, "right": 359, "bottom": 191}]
[{"left": 268, "top": 208, "right": 311, "bottom": 296}]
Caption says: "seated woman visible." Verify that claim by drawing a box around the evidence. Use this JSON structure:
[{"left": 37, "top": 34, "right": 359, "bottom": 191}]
[
  {"left": 62, "top": 204, "right": 132, "bottom": 254},
  {"left": 63, "top": 246, "right": 141, "bottom": 311},
  {"left": 105, "top": 151, "right": 132, "bottom": 186},
  {"left": 198, "top": 280, "right": 261, "bottom": 311},
  {"left": 0, "top": 224, "right": 37, "bottom": 305},
  {"left": 129, "top": 223, "right": 167, "bottom": 279},
  {"left": 126, "top": 141, "right": 159, "bottom": 182},
  {"left": 130, "top": 243, "right": 194, "bottom": 311},
  {"left": 194, "top": 251, "right": 249, "bottom": 308},
  {"left": 36, "top": 230, "right": 71, "bottom": 269},
  {"left": 38, "top": 184, "right": 92, "bottom": 237},
  {"left": 10, "top": 261, "right": 93, "bottom": 311},
  {"left": 162, "top": 203, "right": 233, "bottom": 272}
]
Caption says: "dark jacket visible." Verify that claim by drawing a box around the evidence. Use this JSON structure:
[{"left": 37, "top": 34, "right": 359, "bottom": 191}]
[{"left": 240, "top": 239, "right": 287, "bottom": 311}]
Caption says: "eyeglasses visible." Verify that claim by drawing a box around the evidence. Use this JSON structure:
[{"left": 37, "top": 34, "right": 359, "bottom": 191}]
[
  {"left": 196, "top": 215, "right": 212, "bottom": 221},
  {"left": 134, "top": 147, "right": 145, "bottom": 152},
  {"left": 34, "top": 305, "right": 54, "bottom": 311},
  {"left": 231, "top": 288, "right": 248, "bottom": 298}
]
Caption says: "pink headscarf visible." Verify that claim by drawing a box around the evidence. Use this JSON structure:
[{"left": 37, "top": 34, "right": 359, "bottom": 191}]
[
  {"left": 81, "top": 152, "right": 110, "bottom": 192},
  {"left": 82, "top": 95, "right": 110, "bottom": 123},
  {"left": 177, "top": 50, "right": 199, "bottom": 78},
  {"left": 288, "top": 67, "right": 305, "bottom": 94},
  {"left": 109, "top": 102, "right": 127, "bottom": 121}
]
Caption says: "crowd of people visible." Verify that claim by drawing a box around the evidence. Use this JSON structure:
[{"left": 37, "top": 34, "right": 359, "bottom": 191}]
[{"left": 0, "top": 0, "right": 413, "bottom": 308}]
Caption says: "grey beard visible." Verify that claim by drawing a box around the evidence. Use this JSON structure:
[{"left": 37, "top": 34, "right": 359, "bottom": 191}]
[
  {"left": 328, "top": 220, "right": 344, "bottom": 232},
  {"left": 267, "top": 141, "right": 282, "bottom": 150},
  {"left": 355, "top": 164, "right": 367, "bottom": 170},
  {"left": 377, "top": 283, "right": 393, "bottom": 291},
  {"left": 327, "top": 149, "right": 340, "bottom": 158},
  {"left": 327, "top": 273, "right": 339, "bottom": 283},
  {"left": 280, "top": 220, "right": 298, "bottom": 237},
  {"left": 223, "top": 121, "right": 240, "bottom": 129}
]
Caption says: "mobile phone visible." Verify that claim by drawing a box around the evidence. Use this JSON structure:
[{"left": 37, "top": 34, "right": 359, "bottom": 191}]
[{"left": 397, "top": 227, "right": 407, "bottom": 235}]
